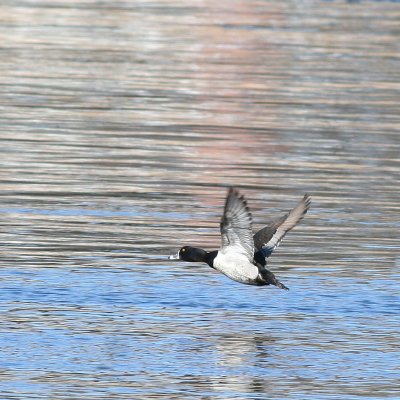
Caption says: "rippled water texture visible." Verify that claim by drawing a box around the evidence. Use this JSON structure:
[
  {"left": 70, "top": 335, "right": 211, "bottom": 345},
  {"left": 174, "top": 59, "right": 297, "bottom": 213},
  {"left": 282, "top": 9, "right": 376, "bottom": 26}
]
[{"left": 0, "top": 0, "right": 399, "bottom": 398}]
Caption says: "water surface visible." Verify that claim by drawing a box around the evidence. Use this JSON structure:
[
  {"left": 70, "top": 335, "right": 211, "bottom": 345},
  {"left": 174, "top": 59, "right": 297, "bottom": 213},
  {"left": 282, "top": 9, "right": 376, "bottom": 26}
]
[{"left": 0, "top": 0, "right": 399, "bottom": 399}]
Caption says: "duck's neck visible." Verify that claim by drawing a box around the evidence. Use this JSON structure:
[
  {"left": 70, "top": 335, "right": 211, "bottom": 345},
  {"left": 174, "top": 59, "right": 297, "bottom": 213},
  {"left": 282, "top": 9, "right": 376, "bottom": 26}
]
[
  {"left": 204, "top": 250, "right": 218, "bottom": 269},
  {"left": 186, "top": 247, "right": 218, "bottom": 268},
  {"left": 187, "top": 247, "right": 208, "bottom": 262}
]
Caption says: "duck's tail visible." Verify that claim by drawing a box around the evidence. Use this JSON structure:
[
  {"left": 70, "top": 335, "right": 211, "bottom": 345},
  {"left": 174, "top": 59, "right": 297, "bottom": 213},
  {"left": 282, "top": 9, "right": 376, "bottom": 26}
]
[{"left": 259, "top": 267, "right": 289, "bottom": 290}]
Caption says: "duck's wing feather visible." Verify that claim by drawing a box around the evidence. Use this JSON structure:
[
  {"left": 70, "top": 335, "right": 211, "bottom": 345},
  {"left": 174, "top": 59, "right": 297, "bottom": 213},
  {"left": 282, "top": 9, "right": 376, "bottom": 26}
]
[
  {"left": 253, "top": 194, "right": 311, "bottom": 260},
  {"left": 220, "top": 188, "right": 254, "bottom": 261}
]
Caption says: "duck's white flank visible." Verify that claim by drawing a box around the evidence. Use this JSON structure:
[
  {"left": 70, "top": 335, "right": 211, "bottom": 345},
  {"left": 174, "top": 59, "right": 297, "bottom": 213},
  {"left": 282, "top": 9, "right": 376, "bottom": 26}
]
[{"left": 213, "top": 251, "right": 259, "bottom": 285}]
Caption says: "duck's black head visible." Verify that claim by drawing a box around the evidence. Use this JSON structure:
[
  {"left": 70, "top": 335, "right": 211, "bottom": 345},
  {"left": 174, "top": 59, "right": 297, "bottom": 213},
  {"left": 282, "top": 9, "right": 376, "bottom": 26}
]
[{"left": 169, "top": 246, "right": 208, "bottom": 262}]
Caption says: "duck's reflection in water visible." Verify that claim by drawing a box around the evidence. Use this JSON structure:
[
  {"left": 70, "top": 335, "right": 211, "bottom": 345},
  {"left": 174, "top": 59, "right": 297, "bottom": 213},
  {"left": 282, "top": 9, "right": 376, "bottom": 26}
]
[{"left": 211, "top": 332, "right": 277, "bottom": 395}]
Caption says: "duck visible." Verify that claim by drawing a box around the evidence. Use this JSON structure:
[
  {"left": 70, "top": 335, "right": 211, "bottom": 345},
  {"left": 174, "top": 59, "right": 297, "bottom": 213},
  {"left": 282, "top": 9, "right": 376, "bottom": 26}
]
[{"left": 169, "top": 188, "right": 311, "bottom": 290}]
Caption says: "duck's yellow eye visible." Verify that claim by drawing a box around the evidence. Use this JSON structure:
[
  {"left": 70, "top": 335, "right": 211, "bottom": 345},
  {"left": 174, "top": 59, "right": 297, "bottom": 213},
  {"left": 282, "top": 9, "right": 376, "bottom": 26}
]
[{"left": 181, "top": 248, "right": 185, "bottom": 252}]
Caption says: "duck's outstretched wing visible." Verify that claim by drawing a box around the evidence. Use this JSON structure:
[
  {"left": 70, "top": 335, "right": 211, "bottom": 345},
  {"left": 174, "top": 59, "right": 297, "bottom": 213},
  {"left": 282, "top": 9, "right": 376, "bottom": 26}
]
[
  {"left": 253, "top": 194, "right": 311, "bottom": 264},
  {"left": 220, "top": 188, "right": 254, "bottom": 261}
]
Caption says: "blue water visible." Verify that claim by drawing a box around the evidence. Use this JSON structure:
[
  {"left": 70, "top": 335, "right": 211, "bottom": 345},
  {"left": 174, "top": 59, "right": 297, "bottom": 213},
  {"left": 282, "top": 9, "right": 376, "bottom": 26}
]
[{"left": 1, "top": 258, "right": 399, "bottom": 398}]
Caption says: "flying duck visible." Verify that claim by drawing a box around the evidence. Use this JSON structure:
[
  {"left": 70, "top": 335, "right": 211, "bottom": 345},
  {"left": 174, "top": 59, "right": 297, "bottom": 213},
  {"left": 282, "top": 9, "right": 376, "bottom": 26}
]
[{"left": 169, "top": 188, "right": 311, "bottom": 290}]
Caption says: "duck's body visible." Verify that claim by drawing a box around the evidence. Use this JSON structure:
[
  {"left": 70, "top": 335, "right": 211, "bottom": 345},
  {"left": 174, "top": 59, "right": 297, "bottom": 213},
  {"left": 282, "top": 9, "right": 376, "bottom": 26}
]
[
  {"left": 169, "top": 188, "right": 311, "bottom": 290},
  {"left": 213, "top": 251, "right": 259, "bottom": 285}
]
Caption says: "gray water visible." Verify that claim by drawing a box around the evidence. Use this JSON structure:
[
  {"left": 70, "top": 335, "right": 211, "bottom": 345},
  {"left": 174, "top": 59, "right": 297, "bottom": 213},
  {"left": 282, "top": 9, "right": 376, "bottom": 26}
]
[{"left": 1, "top": 1, "right": 399, "bottom": 399}]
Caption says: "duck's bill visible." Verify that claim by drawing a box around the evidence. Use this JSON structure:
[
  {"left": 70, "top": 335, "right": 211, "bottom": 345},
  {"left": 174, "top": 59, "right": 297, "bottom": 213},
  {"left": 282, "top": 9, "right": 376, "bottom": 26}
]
[{"left": 168, "top": 252, "right": 180, "bottom": 260}]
